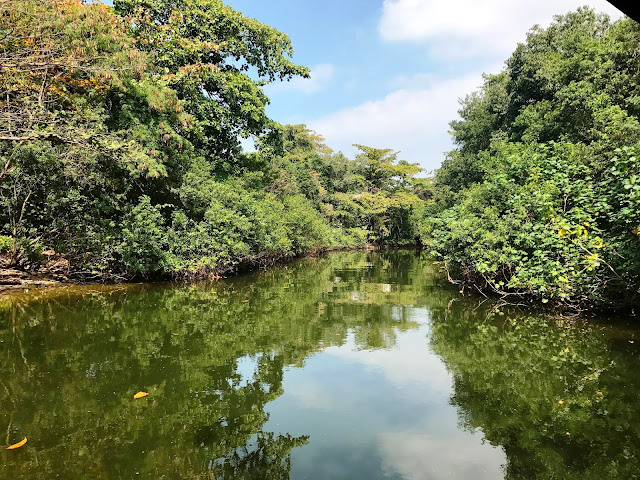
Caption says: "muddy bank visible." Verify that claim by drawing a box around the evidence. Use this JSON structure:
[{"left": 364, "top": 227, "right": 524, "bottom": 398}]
[
  {"left": 0, "top": 253, "right": 71, "bottom": 292},
  {"left": 0, "top": 268, "right": 63, "bottom": 292}
]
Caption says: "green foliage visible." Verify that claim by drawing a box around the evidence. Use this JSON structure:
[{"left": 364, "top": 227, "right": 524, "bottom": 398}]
[
  {"left": 420, "top": 9, "right": 640, "bottom": 309},
  {"left": 280, "top": 194, "right": 334, "bottom": 251},
  {"left": 113, "top": 0, "right": 310, "bottom": 163},
  {"left": 0, "top": 0, "right": 170, "bottom": 178},
  {"left": 259, "top": 127, "right": 424, "bottom": 246},
  {"left": 0, "top": 236, "right": 12, "bottom": 253},
  {"left": 120, "top": 196, "right": 170, "bottom": 274},
  {"left": 0, "top": 0, "right": 423, "bottom": 277}
]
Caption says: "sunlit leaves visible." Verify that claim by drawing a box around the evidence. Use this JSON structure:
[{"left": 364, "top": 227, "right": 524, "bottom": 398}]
[
  {"left": 114, "top": 0, "right": 310, "bottom": 161},
  {"left": 419, "top": 9, "right": 640, "bottom": 309}
]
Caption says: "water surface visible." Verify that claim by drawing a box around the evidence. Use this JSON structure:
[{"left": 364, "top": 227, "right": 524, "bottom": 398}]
[{"left": 0, "top": 251, "right": 639, "bottom": 479}]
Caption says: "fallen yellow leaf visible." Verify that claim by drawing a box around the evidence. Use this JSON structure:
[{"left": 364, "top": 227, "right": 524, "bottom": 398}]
[
  {"left": 134, "top": 391, "right": 148, "bottom": 399},
  {"left": 6, "top": 437, "right": 27, "bottom": 450}
]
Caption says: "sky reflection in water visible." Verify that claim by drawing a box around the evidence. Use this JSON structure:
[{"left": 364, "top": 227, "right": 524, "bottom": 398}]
[{"left": 1, "top": 251, "right": 638, "bottom": 479}]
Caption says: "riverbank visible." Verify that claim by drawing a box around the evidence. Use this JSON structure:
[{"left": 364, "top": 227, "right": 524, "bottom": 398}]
[
  {"left": 0, "top": 253, "right": 71, "bottom": 292},
  {"left": 0, "top": 244, "right": 391, "bottom": 294}
]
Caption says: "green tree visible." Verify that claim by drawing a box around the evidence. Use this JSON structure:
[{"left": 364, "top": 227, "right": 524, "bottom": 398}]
[
  {"left": 113, "top": 0, "right": 310, "bottom": 166},
  {"left": 419, "top": 8, "right": 640, "bottom": 309}
]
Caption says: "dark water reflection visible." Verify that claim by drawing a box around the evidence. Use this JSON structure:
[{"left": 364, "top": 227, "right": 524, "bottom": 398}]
[{"left": 0, "top": 251, "right": 638, "bottom": 479}]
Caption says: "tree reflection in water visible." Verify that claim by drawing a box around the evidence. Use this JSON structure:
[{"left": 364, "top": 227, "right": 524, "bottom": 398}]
[
  {"left": 1, "top": 251, "right": 639, "bottom": 479},
  {"left": 0, "top": 251, "right": 436, "bottom": 479}
]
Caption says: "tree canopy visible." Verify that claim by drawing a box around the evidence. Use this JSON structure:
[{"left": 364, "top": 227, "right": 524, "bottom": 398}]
[
  {"left": 0, "top": 0, "right": 423, "bottom": 278},
  {"left": 418, "top": 8, "right": 640, "bottom": 310}
]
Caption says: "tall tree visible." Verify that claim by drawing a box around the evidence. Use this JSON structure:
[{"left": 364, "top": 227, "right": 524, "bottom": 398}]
[{"left": 113, "top": 0, "right": 310, "bottom": 168}]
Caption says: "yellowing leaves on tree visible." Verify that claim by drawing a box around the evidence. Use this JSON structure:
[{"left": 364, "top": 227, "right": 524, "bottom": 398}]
[{"left": 134, "top": 391, "right": 149, "bottom": 399}]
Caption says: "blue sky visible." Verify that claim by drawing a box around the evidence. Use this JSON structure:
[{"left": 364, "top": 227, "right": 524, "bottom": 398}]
[{"left": 228, "top": 0, "right": 623, "bottom": 172}]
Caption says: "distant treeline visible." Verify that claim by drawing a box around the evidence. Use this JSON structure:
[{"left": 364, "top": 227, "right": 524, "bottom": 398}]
[
  {"left": 416, "top": 8, "right": 640, "bottom": 310},
  {"left": 0, "top": 0, "right": 424, "bottom": 278}
]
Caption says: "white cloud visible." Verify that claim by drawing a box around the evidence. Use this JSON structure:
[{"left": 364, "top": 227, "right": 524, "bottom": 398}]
[
  {"left": 291, "top": 2, "right": 625, "bottom": 171},
  {"left": 379, "top": 0, "right": 624, "bottom": 57},
  {"left": 379, "top": 432, "right": 506, "bottom": 480},
  {"left": 308, "top": 71, "right": 488, "bottom": 172},
  {"left": 266, "top": 63, "right": 335, "bottom": 95},
  {"left": 324, "top": 323, "right": 454, "bottom": 394},
  {"left": 387, "top": 72, "right": 441, "bottom": 90}
]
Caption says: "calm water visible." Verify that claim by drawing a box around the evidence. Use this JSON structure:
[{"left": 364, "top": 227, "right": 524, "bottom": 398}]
[{"left": 1, "top": 251, "right": 639, "bottom": 479}]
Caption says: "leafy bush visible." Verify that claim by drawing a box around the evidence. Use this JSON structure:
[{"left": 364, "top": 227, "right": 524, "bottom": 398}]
[
  {"left": 0, "top": 236, "right": 12, "bottom": 254},
  {"left": 419, "top": 9, "right": 640, "bottom": 309},
  {"left": 120, "top": 197, "right": 170, "bottom": 274}
]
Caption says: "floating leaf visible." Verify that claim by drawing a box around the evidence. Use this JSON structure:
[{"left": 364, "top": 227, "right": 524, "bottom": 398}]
[
  {"left": 134, "top": 391, "right": 148, "bottom": 399},
  {"left": 6, "top": 438, "right": 27, "bottom": 450}
]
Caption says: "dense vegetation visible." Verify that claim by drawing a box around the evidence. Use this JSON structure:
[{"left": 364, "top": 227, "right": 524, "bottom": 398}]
[
  {"left": 0, "top": 0, "right": 422, "bottom": 279},
  {"left": 418, "top": 9, "right": 640, "bottom": 310},
  {"left": 3, "top": 1, "right": 639, "bottom": 311}
]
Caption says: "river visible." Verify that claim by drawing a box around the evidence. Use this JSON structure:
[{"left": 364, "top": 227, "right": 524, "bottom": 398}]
[{"left": 0, "top": 250, "right": 638, "bottom": 479}]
